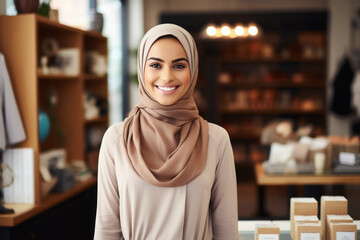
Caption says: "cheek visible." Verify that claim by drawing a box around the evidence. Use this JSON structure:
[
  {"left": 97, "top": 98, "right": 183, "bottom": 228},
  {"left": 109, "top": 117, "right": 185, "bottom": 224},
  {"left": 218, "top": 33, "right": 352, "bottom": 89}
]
[
  {"left": 144, "top": 69, "right": 157, "bottom": 87},
  {"left": 179, "top": 71, "right": 191, "bottom": 86}
]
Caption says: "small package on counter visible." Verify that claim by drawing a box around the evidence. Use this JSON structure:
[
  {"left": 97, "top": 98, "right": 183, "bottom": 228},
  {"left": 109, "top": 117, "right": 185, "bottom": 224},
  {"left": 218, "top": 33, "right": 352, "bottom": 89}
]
[
  {"left": 290, "top": 198, "right": 318, "bottom": 238},
  {"left": 326, "top": 214, "right": 353, "bottom": 239},
  {"left": 329, "top": 223, "right": 357, "bottom": 240},
  {"left": 254, "top": 223, "right": 280, "bottom": 240},
  {"left": 321, "top": 196, "right": 348, "bottom": 240},
  {"left": 295, "top": 222, "right": 321, "bottom": 240},
  {"left": 293, "top": 215, "right": 319, "bottom": 239}
]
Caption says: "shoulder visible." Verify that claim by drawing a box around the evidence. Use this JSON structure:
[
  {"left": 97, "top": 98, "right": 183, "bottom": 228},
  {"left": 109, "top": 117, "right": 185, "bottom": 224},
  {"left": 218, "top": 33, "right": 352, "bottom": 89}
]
[
  {"left": 207, "top": 122, "right": 231, "bottom": 149},
  {"left": 101, "top": 122, "right": 124, "bottom": 145},
  {"left": 208, "top": 122, "right": 230, "bottom": 142}
]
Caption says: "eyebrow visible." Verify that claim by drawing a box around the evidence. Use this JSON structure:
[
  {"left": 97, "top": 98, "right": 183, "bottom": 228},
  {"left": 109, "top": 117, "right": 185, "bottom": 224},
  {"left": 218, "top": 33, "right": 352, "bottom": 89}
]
[{"left": 147, "top": 57, "right": 188, "bottom": 63}]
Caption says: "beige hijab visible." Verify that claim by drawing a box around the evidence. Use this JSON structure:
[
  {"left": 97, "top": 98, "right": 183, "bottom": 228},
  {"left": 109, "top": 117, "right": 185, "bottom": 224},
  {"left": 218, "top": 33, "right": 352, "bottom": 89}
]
[{"left": 122, "top": 24, "right": 209, "bottom": 187}]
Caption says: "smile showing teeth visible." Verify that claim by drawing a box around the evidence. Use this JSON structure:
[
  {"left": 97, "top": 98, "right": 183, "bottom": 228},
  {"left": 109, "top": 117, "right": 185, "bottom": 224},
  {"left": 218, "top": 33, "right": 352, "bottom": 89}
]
[{"left": 157, "top": 86, "right": 177, "bottom": 91}]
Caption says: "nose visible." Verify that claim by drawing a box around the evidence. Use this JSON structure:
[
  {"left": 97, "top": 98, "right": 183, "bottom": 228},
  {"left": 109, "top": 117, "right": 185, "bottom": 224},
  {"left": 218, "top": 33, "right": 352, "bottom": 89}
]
[{"left": 160, "top": 66, "right": 174, "bottom": 82}]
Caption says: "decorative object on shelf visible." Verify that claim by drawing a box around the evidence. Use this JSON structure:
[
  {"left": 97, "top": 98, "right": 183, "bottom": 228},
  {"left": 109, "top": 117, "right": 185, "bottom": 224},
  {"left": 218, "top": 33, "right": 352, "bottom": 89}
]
[
  {"left": 40, "top": 148, "right": 67, "bottom": 194},
  {"left": 49, "top": 9, "right": 59, "bottom": 21},
  {"left": 56, "top": 48, "right": 80, "bottom": 76},
  {"left": 70, "top": 160, "right": 92, "bottom": 182},
  {"left": 86, "top": 126, "right": 106, "bottom": 150},
  {"left": 89, "top": 9, "right": 104, "bottom": 33},
  {"left": 2, "top": 148, "right": 35, "bottom": 204},
  {"left": 37, "top": 0, "right": 51, "bottom": 18},
  {"left": 39, "top": 108, "right": 51, "bottom": 143},
  {"left": 0, "top": 160, "right": 14, "bottom": 214},
  {"left": 40, "top": 56, "right": 49, "bottom": 74},
  {"left": 85, "top": 51, "right": 107, "bottom": 76},
  {"left": 14, "top": 0, "right": 39, "bottom": 14},
  {"left": 83, "top": 92, "right": 100, "bottom": 120},
  {"left": 201, "top": 22, "right": 261, "bottom": 39},
  {"left": 46, "top": 88, "right": 65, "bottom": 147},
  {"left": 41, "top": 37, "right": 59, "bottom": 56}
]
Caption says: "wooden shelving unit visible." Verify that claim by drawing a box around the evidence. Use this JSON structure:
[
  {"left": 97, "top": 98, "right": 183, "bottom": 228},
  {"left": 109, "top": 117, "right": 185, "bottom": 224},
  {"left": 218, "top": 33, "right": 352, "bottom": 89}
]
[
  {"left": 0, "top": 14, "right": 108, "bottom": 226},
  {"left": 188, "top": 12, "right": 328, "bottom": 181},
  {"left": 0, "top": 177, "right": 97, "bottom": 227}
]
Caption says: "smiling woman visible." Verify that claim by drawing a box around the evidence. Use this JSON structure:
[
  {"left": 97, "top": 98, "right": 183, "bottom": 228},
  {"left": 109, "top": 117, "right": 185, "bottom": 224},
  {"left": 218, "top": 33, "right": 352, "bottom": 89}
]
[
  {"left": 144, "top": 37, "right": 191, "bottom": 105},
  {"left": 94, "top": 24, "right": 238, "bottom": 240}
]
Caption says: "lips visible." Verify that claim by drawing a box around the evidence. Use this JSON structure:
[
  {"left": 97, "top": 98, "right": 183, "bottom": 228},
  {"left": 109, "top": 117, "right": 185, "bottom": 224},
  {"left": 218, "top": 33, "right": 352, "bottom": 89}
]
[{"left": 155, "top": 85, "right": 179, "bottom": 94}]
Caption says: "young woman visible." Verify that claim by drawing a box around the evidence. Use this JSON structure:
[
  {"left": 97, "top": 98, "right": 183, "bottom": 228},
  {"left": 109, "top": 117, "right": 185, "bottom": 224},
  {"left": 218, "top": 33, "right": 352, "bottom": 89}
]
[{"left": 94, "top": 23, "right": 238, "bottom": 240}]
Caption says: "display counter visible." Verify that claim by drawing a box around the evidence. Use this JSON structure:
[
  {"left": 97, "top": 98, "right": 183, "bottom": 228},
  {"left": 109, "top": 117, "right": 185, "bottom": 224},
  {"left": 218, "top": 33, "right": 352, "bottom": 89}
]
[
  {"left": 237, "top": 220, "right": 360, "bottom": 239},
  {"left": 255, "top": 163, "right": 360, "bottom": 185}
]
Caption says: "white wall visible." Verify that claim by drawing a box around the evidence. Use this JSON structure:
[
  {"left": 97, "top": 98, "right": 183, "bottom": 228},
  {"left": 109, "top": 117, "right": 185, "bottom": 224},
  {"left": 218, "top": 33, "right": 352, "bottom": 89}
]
[
  {"left": 128, "top": 0, "right": 144, "bottom": 110},
  {"left": 0, "top": 0, "right": 6, "bottom": 15}
]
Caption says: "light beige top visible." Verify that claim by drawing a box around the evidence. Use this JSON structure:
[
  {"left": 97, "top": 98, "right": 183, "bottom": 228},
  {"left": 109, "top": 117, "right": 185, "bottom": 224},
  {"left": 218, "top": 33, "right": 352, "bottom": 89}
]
[{"left": 94, "top": 122, "right": 239, "bottom": 240}]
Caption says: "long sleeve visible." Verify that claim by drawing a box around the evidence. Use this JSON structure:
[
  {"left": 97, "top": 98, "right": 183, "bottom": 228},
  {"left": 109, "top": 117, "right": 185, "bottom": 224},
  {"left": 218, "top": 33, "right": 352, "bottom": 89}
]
[
  {"left": 211, "top": 130, "right": 239, "bottom": 240},
  {"left": 94, "top": 126, "right": 123, "bottom": 240},
  {"left": 0, "top": 54, "right": 26, "bottom": 150}
]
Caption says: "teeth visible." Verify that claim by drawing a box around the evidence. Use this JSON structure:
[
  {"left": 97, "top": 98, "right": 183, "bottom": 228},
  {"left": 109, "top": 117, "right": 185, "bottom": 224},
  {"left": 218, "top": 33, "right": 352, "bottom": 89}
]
[{"left": 157, "top": 86, "right": 176, "bottom": 91}]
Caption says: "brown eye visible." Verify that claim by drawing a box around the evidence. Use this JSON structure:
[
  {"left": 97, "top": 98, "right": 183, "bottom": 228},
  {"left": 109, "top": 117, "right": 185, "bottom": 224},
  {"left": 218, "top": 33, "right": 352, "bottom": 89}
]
[
  {"left": 173, "top": 64, "right": 186, "bottom": 69},
  {"left": 150, "top": 63, "right": 161, "bottom": 69}
]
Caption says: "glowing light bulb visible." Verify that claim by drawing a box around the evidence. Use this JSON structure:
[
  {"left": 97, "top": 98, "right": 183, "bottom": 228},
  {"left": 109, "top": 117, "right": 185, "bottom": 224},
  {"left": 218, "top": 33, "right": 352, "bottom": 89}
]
[
  {"left": 235, "top": 25, "right": 245, "bottom": 36},
  {"left": 221, "top": 25, "right": 231, "bottom": 36},
  {"left": 248, "top": 25, "right": 258, "bottom": 36},
  {"left": 206, "top": 25, "right": 217, "bottom": 37}
]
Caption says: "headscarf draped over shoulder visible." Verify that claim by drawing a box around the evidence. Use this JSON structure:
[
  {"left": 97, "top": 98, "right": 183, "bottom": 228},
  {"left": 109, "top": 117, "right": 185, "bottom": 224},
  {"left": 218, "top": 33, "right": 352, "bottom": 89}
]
[{"left": 122, "top": 23, "right": 209, "bottom": 187}]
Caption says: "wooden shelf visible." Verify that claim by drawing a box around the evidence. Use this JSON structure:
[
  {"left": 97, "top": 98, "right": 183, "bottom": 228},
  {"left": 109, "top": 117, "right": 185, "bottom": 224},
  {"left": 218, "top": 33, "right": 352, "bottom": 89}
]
[
  {"left": 220, "top": 56, "right": 325, "bottom": 64},
  {"left": 85, "top": 115, "right": 109, "bottom": 125},
  {"left": 36, "top": 15, "right": 83, "bottom": 33},
  {"left": 84, "top": 74, "right": 107, "bottom": 81},
  {"left": 229, "top": 133, "right": 260, "bottom": 141},
  {"left": 38, "top": 74, "right": 80, "bottom": 80},
  {"left": 219, "top": 82, "right": 325, "bottom": 88},
  {"left": 0, "top": 177, "right": 97, "bottom": 227},
  {"left": 255, "top": 163, "right": 360, "bottom": 186},
  {"left": 221, "top": 109, "right": 325, "bottom": 115}
]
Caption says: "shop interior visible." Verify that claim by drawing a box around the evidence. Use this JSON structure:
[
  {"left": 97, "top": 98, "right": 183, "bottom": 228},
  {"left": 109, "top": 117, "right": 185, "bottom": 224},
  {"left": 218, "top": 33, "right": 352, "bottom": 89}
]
[{"left": 0, "top": 0, "right": 360, "bottom": 239}]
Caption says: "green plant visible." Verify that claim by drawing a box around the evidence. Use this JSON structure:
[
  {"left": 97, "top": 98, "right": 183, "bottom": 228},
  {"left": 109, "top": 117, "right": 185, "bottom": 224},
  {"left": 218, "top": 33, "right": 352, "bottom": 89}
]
[{"left": 38, "top": 0, "right": 51, "bottom": 18}]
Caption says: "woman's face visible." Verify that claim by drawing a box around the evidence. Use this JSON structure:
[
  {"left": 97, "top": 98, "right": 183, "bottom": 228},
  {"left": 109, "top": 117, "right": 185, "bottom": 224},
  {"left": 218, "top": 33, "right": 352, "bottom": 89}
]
[{"left": 144, "top": 37, "right": 191, "bottom": 106}]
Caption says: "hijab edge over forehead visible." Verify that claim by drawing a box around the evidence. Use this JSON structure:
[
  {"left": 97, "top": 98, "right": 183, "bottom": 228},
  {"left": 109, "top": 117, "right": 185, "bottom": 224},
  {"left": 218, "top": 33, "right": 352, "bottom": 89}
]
[{"left": 137, "top": 23, "right": 199, "bottom": 103}]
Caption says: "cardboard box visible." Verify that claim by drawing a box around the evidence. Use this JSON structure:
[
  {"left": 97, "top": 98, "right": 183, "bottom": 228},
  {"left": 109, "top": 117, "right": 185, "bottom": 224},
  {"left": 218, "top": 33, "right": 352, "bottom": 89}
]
[
  {"left": 320, "top": 196, "right": 348, "bottom": 240},
  {"left": 329, "top": 223, "right": 357, "bottom": 240},
  {"left": 293, "top": 216, "right": 320, "bottom": 239},
  {"left": 255, "top": 223, "right": 280, "bottom": 240},
  {"left": 295, "top": 222, "right": 321, "bottom": 240},
  {"left": 290, "top": 198, "right": 318, "bottom": 238},
  {"left": 326, "top": 214, "right": 353, "bottom": 240}
]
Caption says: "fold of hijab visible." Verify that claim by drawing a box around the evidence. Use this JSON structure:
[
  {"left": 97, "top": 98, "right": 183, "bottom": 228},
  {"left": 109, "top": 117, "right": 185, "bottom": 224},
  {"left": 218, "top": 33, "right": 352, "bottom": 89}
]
[{"left": 122, "top": 24, "right": 209, "bottom": 187}]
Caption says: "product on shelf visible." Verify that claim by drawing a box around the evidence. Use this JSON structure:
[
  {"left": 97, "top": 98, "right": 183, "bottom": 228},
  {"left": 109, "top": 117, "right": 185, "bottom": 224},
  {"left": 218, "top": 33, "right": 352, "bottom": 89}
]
[
  {"left": 295, "top": 222, "right": 321, "bottom": 240},
  {"left": 329, "top": 223, "right": 357, "bottom": 240},
  {"left": 290, "top": 197, "right": 318, "bottom": 239},
  {"left": 326, "top": 214, "right": 353, "bottom": 240},
  {"left": 294, "top": 215, "right": 320, "bottom": 239},
  {"left": 254, "top": 223, "right": 279, "bottom": 240},
  {"left": 320, "top": 196, "right": 348, "bottom": 240}
]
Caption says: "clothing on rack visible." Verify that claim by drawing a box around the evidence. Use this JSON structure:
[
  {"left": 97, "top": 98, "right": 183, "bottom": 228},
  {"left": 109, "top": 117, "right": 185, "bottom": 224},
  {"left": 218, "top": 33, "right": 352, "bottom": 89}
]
[
  {"left": 0, "top": 53, "right": 26, "bottom": 150},
  {"left": 352, "top": 71, "right": 360, "bottom": 115},
  {"left": 330, "top": 56, "right": 355, "bottom": 116}
]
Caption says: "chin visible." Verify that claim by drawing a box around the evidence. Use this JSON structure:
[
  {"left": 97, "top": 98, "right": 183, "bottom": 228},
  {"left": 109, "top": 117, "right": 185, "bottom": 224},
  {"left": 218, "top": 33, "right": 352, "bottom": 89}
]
[{"left": 156, "top": 98, "right": 178, "bottom": 106}]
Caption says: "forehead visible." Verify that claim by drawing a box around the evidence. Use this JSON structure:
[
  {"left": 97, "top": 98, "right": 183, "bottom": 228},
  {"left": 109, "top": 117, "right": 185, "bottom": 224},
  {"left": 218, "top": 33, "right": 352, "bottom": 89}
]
[{"left": 147, "top": 37, "right": 187, "bottom": 59}]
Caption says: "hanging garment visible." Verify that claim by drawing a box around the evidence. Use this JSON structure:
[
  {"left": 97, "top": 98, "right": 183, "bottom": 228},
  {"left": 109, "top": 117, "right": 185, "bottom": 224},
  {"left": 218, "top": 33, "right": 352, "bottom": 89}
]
[
  {"left": 0, "top": 53, "right": 26, "bottom": 150},
  {"left": 352, "top": 71, "right": 360, "bottom": 115},
  {"left": 330, "top": 56, "right": 355, "bottom": 116}
]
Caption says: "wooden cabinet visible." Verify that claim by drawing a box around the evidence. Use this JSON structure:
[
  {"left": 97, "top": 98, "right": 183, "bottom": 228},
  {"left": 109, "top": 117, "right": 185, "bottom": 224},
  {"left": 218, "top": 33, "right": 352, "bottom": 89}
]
[{"left": 0, "top": 14, "right": 108, "bottom": 210}]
